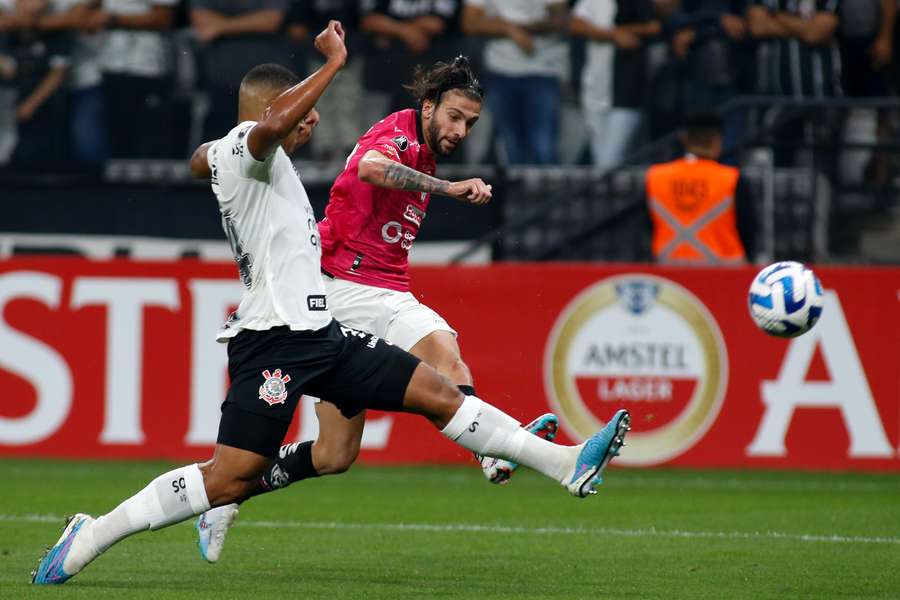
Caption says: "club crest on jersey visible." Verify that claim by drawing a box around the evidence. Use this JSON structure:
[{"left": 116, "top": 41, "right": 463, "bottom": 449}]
[
  {"left": 392, "top": 135, "right": 409, "bottom": 152},
  {"left": 259, "top": 369, "right": 291, "bottom": 406}
]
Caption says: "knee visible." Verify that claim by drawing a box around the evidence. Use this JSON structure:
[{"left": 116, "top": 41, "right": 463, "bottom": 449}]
[{"left": 435, "top": 357, "right": 472, "bottom": 388}]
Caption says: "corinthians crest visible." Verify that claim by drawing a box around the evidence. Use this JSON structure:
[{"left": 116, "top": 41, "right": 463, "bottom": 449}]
[{"left": 259, "top": 369, "right": 291, "bottom": 406}]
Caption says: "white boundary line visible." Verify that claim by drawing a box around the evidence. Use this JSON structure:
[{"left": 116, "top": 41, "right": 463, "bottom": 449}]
[{"left": 3, "top": 514, "right": 898, "bottom": 546}]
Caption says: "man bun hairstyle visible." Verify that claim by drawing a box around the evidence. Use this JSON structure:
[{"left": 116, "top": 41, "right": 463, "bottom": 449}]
[
  {"left": 405, "top": 55, "right": 485, "bottom": 107},
  {"left": 241, "top": 63, "right": 301, "bottom": 92}
]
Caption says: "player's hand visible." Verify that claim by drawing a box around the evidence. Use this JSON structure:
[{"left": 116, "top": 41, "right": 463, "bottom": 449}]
[
  {"left": 315, "top": 20, "right": 347, "bottom": 67},
  {"left": 448, "top": 178, "right": 492, "bottom": 205}
]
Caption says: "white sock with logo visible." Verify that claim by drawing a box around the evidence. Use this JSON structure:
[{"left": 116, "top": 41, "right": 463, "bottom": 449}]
[
  {"left": 90, "top": 464, "right": 210, "bottom": 552},
  {"left": 441, "top": 396, "right": 578, "bottom": 484}
]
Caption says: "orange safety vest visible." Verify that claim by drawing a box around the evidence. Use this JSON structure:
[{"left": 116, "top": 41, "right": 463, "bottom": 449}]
[{"left": 645, "top": 155, "right": 746, "bottom": 265}]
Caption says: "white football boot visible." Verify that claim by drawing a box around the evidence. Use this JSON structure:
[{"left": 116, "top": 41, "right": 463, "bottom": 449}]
[{"left": 196, "top": 504, "right": 239, "bottom": 563}]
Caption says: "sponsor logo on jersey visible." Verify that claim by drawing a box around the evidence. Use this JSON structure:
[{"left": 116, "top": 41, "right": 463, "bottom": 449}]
[
  {"left": 307, "top": 295, "right": 327, "bottom": 311},
  {"left": 392, "top": 135, "right": 409, "bottom": 151},
  {"left": 544, "top": 275, "right": 727, "bottom": 466},
  {"left": 259, "top": 369, "right": 291, "bottom": 406},
  {"left": 403, "top": 204, "right": 425, "bottom": 226}
]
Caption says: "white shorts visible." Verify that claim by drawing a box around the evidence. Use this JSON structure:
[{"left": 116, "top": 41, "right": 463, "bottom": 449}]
[{"left": 323, "top": 275, "right": 457, "bottom": 352}]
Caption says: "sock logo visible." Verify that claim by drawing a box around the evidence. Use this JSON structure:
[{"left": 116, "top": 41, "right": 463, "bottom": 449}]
[
  {"left": 259, "top": 369, "right": 291, "bottom": 406},
  {"left": 268, "top": 464, "right": 291, "bottom": 489}
]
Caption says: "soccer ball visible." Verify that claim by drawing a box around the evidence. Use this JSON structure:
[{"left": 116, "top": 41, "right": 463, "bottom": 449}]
[{"left": 748, "top": 261, "right": 824, "bottom": 338}]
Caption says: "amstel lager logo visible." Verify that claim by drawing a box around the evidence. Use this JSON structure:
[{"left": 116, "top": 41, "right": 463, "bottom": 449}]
[{"left": 545, "top": 275, "right": 727, "bottom": 465}]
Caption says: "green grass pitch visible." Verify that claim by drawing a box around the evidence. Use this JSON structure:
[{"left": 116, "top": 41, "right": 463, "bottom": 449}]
[{"left": 2, "top": 459, "right": 898, "bottom": 599}]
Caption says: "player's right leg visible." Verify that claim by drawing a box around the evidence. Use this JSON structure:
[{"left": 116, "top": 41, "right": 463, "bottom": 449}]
[
  {"left": 391, "top": 359, "right": 630, "bottom": 498},
  {"left": 32, "top": 441, "right": 270, "bottom": 584}
]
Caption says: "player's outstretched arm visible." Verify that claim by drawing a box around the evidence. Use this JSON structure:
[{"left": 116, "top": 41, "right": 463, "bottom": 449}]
[
  {"left": 246, "top": 20, "right": 347, "bottom": 160},
  {"left": 358, "top": 150, "right": 492, "bottom": 205}
]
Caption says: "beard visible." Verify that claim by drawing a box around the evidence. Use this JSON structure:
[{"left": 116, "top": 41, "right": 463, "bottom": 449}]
[{"left": 427, "top": 118, "right": 457, "bottom": 157}]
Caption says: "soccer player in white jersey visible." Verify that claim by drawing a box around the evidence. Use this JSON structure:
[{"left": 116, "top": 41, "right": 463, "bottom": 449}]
[
  {"left": 32, "top": 21, "right": 630, "bottom": 585},
  {"left": 194, "top": 57, "right": 561, "bottom": 563}
]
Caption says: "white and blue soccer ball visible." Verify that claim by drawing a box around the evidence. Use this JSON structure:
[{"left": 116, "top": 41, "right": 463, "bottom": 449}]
[{"left": 748, "top": 261, "right": 824, "bottom": 338}]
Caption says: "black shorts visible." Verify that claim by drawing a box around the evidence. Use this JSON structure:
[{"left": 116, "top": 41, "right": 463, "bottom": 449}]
[{"left": 216, "top": 319, "right": 420, "bottom": 457}]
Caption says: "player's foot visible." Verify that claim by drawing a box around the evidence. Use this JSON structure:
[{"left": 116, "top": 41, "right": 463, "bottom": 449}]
[
  {"left": 480, "top": 413, "right": 560, "bottom": 484},
  {"left": 565, "top": 409, "right": 630, "bottom": 498},
  {"left": 31, "top": 513, "right": 98, "bottom": 585},
  {"left": 197, "top": 503, "right": 239, "bottom": 563}
]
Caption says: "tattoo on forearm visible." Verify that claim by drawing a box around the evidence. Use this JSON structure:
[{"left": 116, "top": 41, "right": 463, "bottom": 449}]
[{"left": 382, "top": 161, "right": 450, "bottom": 194}]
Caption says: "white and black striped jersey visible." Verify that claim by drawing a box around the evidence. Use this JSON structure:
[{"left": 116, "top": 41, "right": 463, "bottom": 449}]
[
  {"left": 752, "top": 0, "right": 843, "bottom": 98},
  {"left": 208, "top": 121, "right": 332, "bottom": 341}
]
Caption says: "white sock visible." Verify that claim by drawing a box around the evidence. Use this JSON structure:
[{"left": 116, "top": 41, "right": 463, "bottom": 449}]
[
  {"left": 441, "top": 396, "right": 578, "bottom": 483},
  {"left": 90, "top": 463, "right": 211, "bottom": 553}
]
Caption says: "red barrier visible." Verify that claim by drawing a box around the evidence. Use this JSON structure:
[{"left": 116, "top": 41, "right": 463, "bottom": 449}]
[{"left": 1, "top": 259, "right": 898, "bottom": 470}]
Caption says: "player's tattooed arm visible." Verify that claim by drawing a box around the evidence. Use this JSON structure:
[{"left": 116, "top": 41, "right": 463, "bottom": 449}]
[
  {"left": 358, "top": 150, "right": 492, "bottom": 205},
  {"left": 358, "top": 150, "right": 450, "bottom": 194}
]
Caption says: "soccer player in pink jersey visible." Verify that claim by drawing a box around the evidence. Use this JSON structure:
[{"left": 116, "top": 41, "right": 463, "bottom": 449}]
[{"left": 195, "top": 57, "right": 569, "bottom": 563}]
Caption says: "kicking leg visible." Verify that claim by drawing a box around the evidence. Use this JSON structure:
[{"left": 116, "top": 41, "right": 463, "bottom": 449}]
[
  {"left": 408, "top": 330, "right": 560, "bottom": 484},
  {"left": 32, "top": 444, "right": 269, "bottom": 584},
  {"left": 401, "top": 362, "right": 629, "bottom": 498}
]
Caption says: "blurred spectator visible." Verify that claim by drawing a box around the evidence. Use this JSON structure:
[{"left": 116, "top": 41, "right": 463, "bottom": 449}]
[
  {"left": 359, "top": 0, "right": 461, "bottom": 117},
  {"left": 0, "top": 0, "right": 16, "bottom": 163},
  {"left": 73, "top": 0, "right": 178, "bottom": 158},
  {"left": 1, "top": 0, "right": 71, "bottom": 164},
  {"left": 571, "top": 0, "right": 661, "bottom": 169},
  {"left": 463, "top": 0, "right": 569, "bottom": 165},
  {"left": 667, "top": 1, "right": 750, "bottom": 160},
  {"left": 285, "top": 0, "right": 361, "bottom": 161},
  {"left": 669, "top": 1, "right": 749, "bottom": 110},
  {"left": 190, "top": 0, "right": 289, "bottom": 140},
  {"left": 839, "top": 0, "right": 895, "bottom": 183},
  {"left": 747, "top": 0, "right": 841, "bottom": 98},
  {"left": 42, "top": 0, "right": 107, "bottom": 164},
  {"left": 643, "top": 111, "right": 756, "bottom": 264}
]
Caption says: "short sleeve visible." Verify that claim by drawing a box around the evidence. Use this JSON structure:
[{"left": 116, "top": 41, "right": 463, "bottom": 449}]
[
  {"left": 464, "top": 0, "right": 487, "bottom": 8},
  {"left": 212, "top": 121, "right": 274, "bottom": 181},
  {"left": 360, "top": 132, "right": 415, "bottom": 166}
]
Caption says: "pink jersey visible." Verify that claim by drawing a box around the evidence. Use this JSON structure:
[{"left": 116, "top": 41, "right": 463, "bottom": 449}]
[{"left": 319, "top": 109, "right": 436, "bottom": 292}]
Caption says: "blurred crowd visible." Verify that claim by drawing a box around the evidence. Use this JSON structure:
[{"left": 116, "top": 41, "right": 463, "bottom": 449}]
[{"left": 0, "top": 0, "right": 898, "bottom": 169}]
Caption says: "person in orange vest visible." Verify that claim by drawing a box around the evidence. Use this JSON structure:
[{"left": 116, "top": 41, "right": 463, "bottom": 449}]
[{"left": 644, "top": 111, "right": 756, "bottom": 264}]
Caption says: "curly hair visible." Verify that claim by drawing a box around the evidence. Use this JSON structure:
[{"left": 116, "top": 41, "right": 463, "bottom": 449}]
[{"left": 404, "top": 55, "right": 485, "bottom": 106}]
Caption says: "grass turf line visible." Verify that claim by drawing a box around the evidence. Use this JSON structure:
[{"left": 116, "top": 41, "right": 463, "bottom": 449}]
[{"left": 2, "top": 459, "right": 898, "bottom": 599}]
